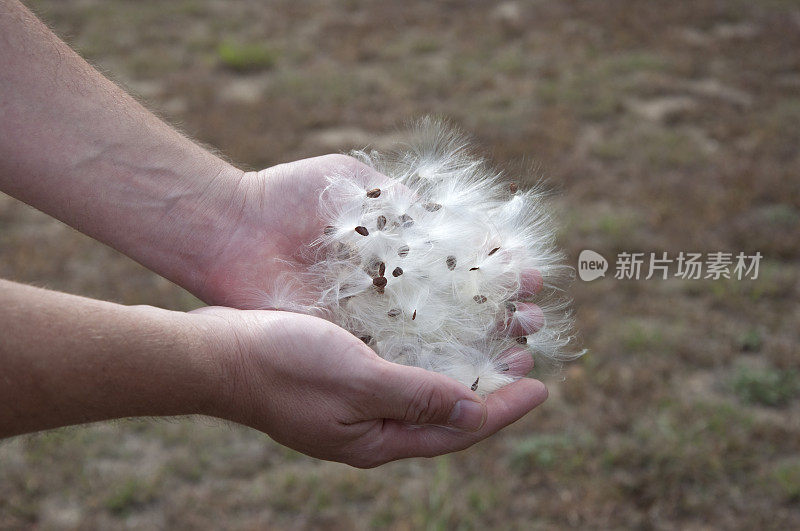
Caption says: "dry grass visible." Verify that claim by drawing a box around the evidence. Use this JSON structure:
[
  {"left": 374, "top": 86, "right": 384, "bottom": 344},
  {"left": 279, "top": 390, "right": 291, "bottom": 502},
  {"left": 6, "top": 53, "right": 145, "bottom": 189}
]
[{"left": 2, "top": 0, "right": 799, "bottom": 528}]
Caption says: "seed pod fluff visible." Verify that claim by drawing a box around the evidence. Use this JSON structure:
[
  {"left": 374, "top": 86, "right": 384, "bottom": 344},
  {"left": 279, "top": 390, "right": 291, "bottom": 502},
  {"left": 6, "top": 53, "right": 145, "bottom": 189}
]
[{"left": 310, "top": 119, "right": 582, "bottom": 394}]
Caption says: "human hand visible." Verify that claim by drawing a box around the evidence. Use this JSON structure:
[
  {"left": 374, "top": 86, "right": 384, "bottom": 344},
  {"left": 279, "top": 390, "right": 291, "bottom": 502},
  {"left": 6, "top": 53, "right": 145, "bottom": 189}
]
[
  {"left": 187, "top": 154, "right": 546, "bottom": 331},
  {"left": 188, "top": 155, "right": 367, "bottom": 309},
  {"left": 188, "top": 306, "right": 548, "bottom": 467}
]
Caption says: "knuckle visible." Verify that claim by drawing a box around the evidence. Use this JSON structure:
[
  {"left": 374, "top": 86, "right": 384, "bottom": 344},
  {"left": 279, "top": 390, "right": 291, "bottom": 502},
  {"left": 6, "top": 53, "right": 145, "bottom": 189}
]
[{"left": 404, "top": 379, "right": 448, "bottom": 425}]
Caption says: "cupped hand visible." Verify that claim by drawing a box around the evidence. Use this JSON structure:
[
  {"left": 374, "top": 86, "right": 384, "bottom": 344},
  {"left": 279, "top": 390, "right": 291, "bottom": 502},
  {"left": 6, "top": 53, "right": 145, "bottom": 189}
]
[
  {"left": 188, "top": 306, "right": 548, "bottom": 468},
  {"left": 179, "top": 155, "right": 548, "bottom": 465},
  {"left": 191, "top": 154, "right": 546, "bottom": 333}
]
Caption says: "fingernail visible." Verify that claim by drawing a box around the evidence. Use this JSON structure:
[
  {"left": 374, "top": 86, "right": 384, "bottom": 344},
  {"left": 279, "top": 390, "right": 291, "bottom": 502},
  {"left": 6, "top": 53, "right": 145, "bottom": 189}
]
[{"left": 448, "top": 399, "right": 486, "bottom": 431}]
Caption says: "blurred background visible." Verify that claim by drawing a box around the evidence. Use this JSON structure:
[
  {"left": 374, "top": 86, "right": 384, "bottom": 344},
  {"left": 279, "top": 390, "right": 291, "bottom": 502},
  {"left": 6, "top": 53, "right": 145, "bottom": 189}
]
[{"left": 1, "top": 0, "right": 799, "bottom": 528}]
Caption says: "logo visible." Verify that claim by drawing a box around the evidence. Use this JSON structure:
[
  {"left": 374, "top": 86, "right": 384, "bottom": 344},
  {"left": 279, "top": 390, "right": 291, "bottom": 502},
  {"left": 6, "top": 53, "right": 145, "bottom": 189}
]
[
  {"left": 577, "top": 250, "right": 761, "bottom": 281},
  {"left": 578, "top": 250, "right": 608, "bottom": 281}
]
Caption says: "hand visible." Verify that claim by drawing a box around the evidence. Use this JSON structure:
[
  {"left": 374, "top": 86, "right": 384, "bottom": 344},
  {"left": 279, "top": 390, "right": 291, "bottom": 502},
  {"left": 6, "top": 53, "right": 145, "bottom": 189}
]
[
  {"left": 189, "top": 154, "right": 547, "bottom": 331},
  {"left": 189, "top": 155, "right": 366, "bottom": 308},
  {"left": 0, "top": 2, "right": 549, "bottom": 456},
  {"left": 189, "top": 306, "right": 548, "bottom": 468}
]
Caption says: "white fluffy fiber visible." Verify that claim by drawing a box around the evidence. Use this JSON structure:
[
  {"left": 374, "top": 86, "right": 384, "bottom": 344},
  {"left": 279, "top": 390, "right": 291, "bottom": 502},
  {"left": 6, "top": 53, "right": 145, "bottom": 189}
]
[{"left": 302, "top": 119, "right": 581, "bottom": 395}]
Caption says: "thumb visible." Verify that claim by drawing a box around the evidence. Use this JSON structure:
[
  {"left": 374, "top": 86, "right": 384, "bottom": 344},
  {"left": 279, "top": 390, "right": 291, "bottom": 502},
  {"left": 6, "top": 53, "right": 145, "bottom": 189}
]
[{"left": 369, "top": 362, "right": 487, "bottom": 432}]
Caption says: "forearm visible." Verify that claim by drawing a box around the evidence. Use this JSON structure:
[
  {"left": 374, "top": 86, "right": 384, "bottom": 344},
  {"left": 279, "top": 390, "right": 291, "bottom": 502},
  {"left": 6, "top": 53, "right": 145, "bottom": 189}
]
[
  {"left": 0, "top": 1, "right": 242, "bottom": 293},
  {"left": 0, "top": 279, "right": 220, "bottom": 438}
]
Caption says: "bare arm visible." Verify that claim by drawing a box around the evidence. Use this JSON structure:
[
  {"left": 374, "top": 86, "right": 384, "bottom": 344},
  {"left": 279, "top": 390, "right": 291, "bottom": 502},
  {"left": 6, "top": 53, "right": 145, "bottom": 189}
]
[
  {"left": 0, "top": 0, "right": 241, "bottom": 293},
  {"left": 0, "top": 279, "right": 219, "bottom": 438},
  {"left": 0, "top": 279, "right": 547, "bottom": 467}
]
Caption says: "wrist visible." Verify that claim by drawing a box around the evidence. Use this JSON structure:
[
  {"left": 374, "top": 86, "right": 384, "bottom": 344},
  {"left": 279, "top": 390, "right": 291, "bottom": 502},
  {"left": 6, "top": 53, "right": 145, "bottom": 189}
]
[
  {"left": 176, "top": 308, "right": 272, "bottom": 423},
  {"left": 137, "top": 163, "right": 247, "bottom": 301},
  {"left": 182, "top": 308, "right": 296, "bottom": 429}
]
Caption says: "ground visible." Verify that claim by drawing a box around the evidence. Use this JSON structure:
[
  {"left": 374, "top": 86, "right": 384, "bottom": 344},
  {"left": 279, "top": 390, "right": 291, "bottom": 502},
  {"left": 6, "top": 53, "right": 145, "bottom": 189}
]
[{"left": 1, "top": 0, "right": 799, "bottom": 528}]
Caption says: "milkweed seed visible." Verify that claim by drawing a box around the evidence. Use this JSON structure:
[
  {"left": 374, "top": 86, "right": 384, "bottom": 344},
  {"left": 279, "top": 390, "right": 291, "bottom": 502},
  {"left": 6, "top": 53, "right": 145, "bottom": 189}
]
[
  {"left": 516, "top": 336, "right": 528, "bottom": 345},
  {"left": 469, "top": 267, "right": 480, "bottom": 271},
  {"left": 473, "top": 295, "right": 487, "bottom": 304},
  {"left": 506, "top": 302, "right": 517, "bottom": 313},
  {"left": 324, "top": 225, "right": 336, "bottom": 235},
  {"left": 471, "top": 378, "right": 480, "bottom": 391},
  {"left": 355, "top": 226, "right": 369, "bottom": 236},
  {"left": 360, "top": 336, "right": 372, "bottom": 344},
  {"left": 399, "top": 213, "right": 414, "bottom": 227},
  {"left": 499, "top": 363, "right": 509, "bottom": 372},
  {"left": 509, "top": 182, "right": 518, "bottom": 194},
  {"left": 388, "top": 308, "right": 401, "bottom": 317},
  {"left": 446, "top": 256, "right": 457, "bottom": 270},
  {"left": 377, "top": 215, "right": 387, "bottom": 230},
  {"left": 488, "top": 247, "right": 500, "bottom": 256},
  {"left": 392, "top": 267, "right": 403, "bottom": 277},
  {"left": 423, "top": 202, "right": 442, "bottom": 212},
  {"left": 412, "top": 309, "right": 417, "bottom": 320},
  {"left": 373, "top": 276, "right": 387, "bottom": 288},
  {"left": 378, "top": 262, "right": 386, "bottom": 277},
  {"left": 366, "top": 188, "right": 381, "bottom": 198},
  {"left": 398, "top": 245, "right": 410, "bottom": 257}
]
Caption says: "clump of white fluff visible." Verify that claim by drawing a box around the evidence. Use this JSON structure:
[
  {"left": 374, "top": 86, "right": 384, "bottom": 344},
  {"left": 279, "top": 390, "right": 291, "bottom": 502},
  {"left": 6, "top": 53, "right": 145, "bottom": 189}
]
[{"left": 305, "top": 119, "right": 581, "bottom": 395}]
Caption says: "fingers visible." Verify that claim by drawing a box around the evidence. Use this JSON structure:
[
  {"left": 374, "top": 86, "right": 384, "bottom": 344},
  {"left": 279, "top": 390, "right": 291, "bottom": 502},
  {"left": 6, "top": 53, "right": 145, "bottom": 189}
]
[
  {"left": 496, "top": 346, "right": 534, "bottom": 378},
  {"left": 494, "top": 269, "right": 545, "bottom": 337},
  {"left": 359, "top": 361, "right": 487, "bottom": 431},
  {"left": 518, "top": 268, "right": 543, "bottom": 299},
  {"left": 377, "top": 378, "right": 548, "bottom": 462}
]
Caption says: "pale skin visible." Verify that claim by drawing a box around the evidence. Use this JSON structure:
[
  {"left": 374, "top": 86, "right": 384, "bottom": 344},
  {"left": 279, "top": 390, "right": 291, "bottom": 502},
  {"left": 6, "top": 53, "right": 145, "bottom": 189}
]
[{"left": 0, "top": 0, "right": 548, "bottom": 467}]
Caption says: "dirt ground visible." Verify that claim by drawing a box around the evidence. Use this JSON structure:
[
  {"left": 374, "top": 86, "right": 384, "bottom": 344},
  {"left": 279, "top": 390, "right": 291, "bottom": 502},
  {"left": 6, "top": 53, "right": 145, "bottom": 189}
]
[{"left": 1, "top": 0, "right": 799, "bottom": 529}]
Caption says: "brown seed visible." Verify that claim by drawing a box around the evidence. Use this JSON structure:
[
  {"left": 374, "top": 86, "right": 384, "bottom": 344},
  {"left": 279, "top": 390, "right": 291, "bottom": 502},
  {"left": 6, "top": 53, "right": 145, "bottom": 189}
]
[
  {"left": 446, "top": 256, "right": 457, "bottom": 270},
  {"left": 359, "top": 335, "right": 372, "bottom": 344},
  {"left": 367, "top": 188, "right": 381, "bottom": 198},
  {"left": 471, "top": 378, "right": 480, "bottom": 391},
  {"left": 355, "top": 226, "right": 369, "bottom": 236},
  {"left": 469, "top": 267, "right": 480, "bottom": 271},
  {"left": 397, "top": 245, "right": 410, "bottom": 257},
  {"left": 488, "top": 247, "right": 500, "bottom": 256},
  {"left": 373, "top": 276, "right": 387, "bottom": 288},
  {"left": 377, "top": 215, "right": 387, "bottom": 230},
  {"left": 473, "top": 295, "right": 487, "bottom": 304},
  {"left": 423, "top": 202, "right": 442, "bottom": 212},
  {"left": 324, "top": 225, "right": 336, "bottom": 235},
  {"left": 392, "top": 267, "right": 403, "bottom": 277},
  {"left": 378, "top": 262, "right": 386, "bottom": 277},
  {"left": 505, "top": 302, "right": 517, "bottom": 312},
  {"left": 516, "top": 336, "right": 528, "bottom": 345},
  {"left": 509, "top": 182, "right": 518, "bottom": 194},
  {"left": 499, "top": 363, "right": 510, "bottom": 372},
  {"left": 387, "top": 308, "right": 401, "bottom": 317},
  {"left": 399, "top": 213, "right": 414, "bottom": 227},
  {"left": 412, "top": 309, "right": 417, "bottom": 320}
]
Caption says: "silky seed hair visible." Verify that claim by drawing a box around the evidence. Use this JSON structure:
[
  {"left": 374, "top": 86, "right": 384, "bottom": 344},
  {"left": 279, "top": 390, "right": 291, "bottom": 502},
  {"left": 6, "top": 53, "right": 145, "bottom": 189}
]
[{"left": 306, "top": 118, "right": 581, "bottom": 395}]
